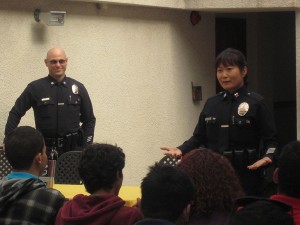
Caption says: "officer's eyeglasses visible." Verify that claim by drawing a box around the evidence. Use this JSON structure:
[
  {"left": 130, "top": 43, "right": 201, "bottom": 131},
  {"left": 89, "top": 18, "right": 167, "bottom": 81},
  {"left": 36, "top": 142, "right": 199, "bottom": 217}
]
[{"left": 49, "top": 59, "right": 67, "bottom": 65}]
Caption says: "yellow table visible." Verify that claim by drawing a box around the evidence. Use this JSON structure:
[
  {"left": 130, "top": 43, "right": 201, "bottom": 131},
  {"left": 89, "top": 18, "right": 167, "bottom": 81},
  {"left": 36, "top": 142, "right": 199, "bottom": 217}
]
[{"left": 53, "top": 184, "right": 141, "bottom": 206}]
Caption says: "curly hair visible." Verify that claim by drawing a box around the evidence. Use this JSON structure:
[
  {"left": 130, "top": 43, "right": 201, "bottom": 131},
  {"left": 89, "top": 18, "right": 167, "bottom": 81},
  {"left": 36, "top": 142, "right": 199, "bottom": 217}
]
[
  {"left": 178, "top": 148, "right": 244, "bottom": 217},
  {"left": 78, "top": 143, "right": 125, "bottom": 194}
]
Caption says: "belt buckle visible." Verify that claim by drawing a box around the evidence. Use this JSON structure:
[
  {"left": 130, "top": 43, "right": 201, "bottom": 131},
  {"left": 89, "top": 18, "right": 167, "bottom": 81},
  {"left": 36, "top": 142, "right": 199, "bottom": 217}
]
[{"left": 57, "top": 138, "right": 64, "bottom": 148}]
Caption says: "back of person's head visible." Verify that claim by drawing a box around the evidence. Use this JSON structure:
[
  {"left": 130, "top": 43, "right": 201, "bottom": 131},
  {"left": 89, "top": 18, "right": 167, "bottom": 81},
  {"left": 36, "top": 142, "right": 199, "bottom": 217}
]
[
  {"left": 229, "top": 199, "right": 294, "bottom": 225},
  {"left": 276, "top": 140, "right": 300, "bottom": 198},
  {"left": 216, "top": 48, "right": 247, "bottom": 71},
  {"left": 4, "top": 126, "right": 44, "bottom": 170},
  {"left": 178, "top": 148, "right": 244, "bottom": 217},
  {"left": 140, "top": 163, "right": 194, "bottom": 223},
  {"left": 78, "top": 143, "right": 125, "bottom": 194}
]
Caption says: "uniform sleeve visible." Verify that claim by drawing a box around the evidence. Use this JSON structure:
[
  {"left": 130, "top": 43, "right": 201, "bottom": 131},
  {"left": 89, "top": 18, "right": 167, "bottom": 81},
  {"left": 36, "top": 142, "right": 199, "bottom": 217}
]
[
  {"left": 5, "top": 85, "right": 33, "bottom": 135},
  {"left": 257, "top": 100, "right": 279, "bottom": 158},
  {"left": 177, "top": 106, "right": 207, "bottom": 155},
  {"left": 79, "top": 85, "right": 96, "bottom": 144}
]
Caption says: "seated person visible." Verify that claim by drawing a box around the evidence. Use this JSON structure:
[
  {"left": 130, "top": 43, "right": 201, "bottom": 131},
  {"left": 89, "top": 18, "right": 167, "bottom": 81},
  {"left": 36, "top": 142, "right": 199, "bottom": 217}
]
[
  {"left": 135, "top": 163, "right": 194, "bottom": 225},
  {"left": 229, "top": 197, "right": 294, "bottom": 225},
  {"left": 55, "top": 143, "right": 143, "bottom": 225},
  {"left": 270, "top": 140, "right": 300, "bottom": 225},
  {"left": 178, "top": 148, "right": 245, "bottom": 225},
  {"left": 0, "top": 126, "right": 65, "bottom": 225}
]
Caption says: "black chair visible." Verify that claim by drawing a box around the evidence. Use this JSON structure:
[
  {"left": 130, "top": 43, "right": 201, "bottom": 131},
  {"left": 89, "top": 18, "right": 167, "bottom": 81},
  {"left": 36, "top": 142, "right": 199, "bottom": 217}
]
[
  {"left": 158, "top": 155, "right": 180, "bottom": 166},
  {"left": 0, "top": 147, "right": 12, "bottom": 179},
  {"left": 55, "top": 151, "right": 82, "bottom": 184}
]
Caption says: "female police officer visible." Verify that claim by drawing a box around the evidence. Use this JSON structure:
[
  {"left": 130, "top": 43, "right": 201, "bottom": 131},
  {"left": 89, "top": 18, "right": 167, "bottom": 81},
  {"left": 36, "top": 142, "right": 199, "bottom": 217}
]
[{"left": 161, "top": 48, "right": 279, "bottom": 196}]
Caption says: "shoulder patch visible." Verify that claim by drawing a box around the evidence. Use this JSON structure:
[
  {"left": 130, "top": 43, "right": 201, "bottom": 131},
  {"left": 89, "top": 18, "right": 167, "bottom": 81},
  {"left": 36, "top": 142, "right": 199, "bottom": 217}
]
[{"left": 247, "top": 92, "right": 264, "bottom": 101}]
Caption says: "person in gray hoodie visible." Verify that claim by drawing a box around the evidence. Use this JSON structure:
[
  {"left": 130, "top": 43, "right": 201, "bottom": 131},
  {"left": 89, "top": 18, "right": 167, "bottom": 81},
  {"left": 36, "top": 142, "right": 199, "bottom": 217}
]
[{"left": 0, "top": 126, "right": 65, "bottom": 225}]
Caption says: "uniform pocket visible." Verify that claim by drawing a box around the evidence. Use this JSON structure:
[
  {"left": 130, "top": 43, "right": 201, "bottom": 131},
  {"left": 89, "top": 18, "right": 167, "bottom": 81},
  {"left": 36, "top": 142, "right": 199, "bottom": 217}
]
[
  {"left": 67, "top": 96, "right": 81, "bottom": 119},
  {"left": 205, "top": 117, "right": 218, "bottom": 142},
  {"left": 37, "top": 98, "right": 55, "bottom": 118}
]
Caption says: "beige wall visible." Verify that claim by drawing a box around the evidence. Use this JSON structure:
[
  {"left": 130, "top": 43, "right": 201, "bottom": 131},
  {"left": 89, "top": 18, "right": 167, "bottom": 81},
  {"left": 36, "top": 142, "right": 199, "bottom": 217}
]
[{"left": 0, "top": 1, "right": 215, "bottom": 185}]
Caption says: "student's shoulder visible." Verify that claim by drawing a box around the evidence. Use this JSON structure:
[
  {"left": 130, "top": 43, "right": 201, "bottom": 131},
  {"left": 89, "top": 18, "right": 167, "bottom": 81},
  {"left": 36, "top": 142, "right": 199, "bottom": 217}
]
[{"left": 37, "top": 186, "right": 66, "bottom": 201}]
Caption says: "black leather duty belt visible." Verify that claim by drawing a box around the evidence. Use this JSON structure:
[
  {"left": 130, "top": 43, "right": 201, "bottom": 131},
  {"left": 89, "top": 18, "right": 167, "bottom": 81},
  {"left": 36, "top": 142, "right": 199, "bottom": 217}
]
[{"left": 44, "top": 137, "right": 64, "bottom": 148}]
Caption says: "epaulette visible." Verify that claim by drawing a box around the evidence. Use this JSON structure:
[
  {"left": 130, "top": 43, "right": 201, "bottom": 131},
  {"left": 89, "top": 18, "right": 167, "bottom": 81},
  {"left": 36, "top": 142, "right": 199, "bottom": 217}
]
[{"left": 247, "top": 92, "right": 264, "bottom": 101}]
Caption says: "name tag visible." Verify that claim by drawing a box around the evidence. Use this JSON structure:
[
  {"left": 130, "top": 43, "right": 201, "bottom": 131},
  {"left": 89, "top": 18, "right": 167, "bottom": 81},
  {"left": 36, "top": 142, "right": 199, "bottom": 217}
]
[{"left": 41, "top": 98, "right": 50, "bottom": 101}]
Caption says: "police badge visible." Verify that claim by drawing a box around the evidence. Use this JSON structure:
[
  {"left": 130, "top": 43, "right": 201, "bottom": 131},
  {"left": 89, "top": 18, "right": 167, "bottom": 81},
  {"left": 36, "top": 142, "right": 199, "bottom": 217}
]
[
  {"left": 72, "top": 84, "right": 79, "bottom": 94},
  {"left": 238, "top": 102, "right": 249, "bottom": 116}
]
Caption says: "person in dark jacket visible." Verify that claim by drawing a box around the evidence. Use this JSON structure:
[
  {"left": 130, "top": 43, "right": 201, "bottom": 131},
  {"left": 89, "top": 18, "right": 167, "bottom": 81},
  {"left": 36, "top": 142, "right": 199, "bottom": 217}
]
[
  {"left": 0, "top": 126, "right": 65, "bottom": 225},
  {"left": 55, "top": 143, "right": 143, "bottom": 225},
  {"left": 270, "top": 140, "right": 300, "bottom": 225},
  {"left": 5, "top": 48, "right": 96, "bottom": 155},
  {"left": 161, "top": 48, "right": 279, "bottom": 195},
  {"left": 134, "top": 164, "right": 194, "bottom": 225},
  {"left": 229, "top": 197, "right": 294, "bottom": 225}
]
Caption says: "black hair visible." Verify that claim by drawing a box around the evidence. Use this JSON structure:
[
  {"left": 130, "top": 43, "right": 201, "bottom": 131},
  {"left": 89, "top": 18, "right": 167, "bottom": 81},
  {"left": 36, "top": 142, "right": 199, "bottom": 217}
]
[
  {"left": 216, "top": 48, "right": 248, "bottom": 86},
  {"left": 78, "top": 143, "right": 125, "bottom": 194},
  {"left": 277, "top": 140, "right": 300, "bottom": 198},
  {"left": 4, "top": 126, "right": 44, "bottom": 170},
  {"left": 216, "top": 48, "right": 247, "bottom": 70},
  {"left": 140, "top": 163, "right": 194, "bottom": 223}
]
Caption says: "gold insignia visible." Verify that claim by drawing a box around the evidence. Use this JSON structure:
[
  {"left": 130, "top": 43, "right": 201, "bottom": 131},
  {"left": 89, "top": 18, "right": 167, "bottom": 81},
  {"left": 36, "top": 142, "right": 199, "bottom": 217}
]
[
  {"left": 238, "top": 102, "right": 249, "bottom": 116},
  {"left": 72, "top": 84, "right": 79, "bottom": 94}
]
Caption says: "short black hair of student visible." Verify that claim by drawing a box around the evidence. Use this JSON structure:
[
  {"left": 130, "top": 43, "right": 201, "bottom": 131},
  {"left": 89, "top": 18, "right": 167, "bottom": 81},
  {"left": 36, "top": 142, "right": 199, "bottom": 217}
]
[
  {"left": 216, "top": 48, "right": 247, "bottom": 71},
  {"left": 277, "top": 140, "right": 300, "bottom": 198},
  {"left": 4, "top": 126, "right": 44, "bottom": 170},
  {"left": 78, "top": 143, "right": 125, "bottom": 194},
  {"left": 229, "top": 198, "right": 294, "bottom": 225},
  {"left": 140, "top": 163, "right": 194, "bottom": 223}
]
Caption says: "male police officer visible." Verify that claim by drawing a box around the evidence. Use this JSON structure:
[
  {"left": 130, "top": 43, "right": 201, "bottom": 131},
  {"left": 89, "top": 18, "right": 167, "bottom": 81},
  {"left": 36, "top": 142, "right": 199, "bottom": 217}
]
[{"left": 5, "top": 48, "right": 96, "bottom": 156}]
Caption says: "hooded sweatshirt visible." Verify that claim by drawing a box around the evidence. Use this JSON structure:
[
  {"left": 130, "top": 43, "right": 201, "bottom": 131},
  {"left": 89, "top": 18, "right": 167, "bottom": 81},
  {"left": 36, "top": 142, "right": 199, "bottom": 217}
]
[
  {"left": 55, "top": 193, "right": 143, "bottom": 225},
  {"left": 0, "top": 177, "right": 65, "bottom": 225}
]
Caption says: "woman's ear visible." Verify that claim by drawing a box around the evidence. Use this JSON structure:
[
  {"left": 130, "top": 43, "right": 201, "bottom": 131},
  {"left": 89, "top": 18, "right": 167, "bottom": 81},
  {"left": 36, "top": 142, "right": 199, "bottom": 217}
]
[
  {"left": 273, "top": 168, "right": 279, "bottom": 184},
  {"left": 241, "top": 66, "right": 248, "bottom": 78}
]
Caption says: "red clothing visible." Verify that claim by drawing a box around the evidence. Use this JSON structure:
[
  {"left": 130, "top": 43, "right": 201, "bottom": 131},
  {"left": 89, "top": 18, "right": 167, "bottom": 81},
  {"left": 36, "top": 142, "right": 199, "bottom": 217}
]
[
  {"left": 270, "top": 194, "right": 300, "bottom": 225},
  {"left": 55, "top": 193, "right": 143, "bottom": 225}
]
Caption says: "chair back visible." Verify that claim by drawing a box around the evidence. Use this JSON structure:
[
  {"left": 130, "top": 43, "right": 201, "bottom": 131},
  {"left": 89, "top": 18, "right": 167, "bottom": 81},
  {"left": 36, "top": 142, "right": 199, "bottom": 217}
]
[
  {"left": 158, "top": 155, "right": 180, "bottom": 166},
  {"left": 55, "top": 151, "right": 82, "bottom": 184},
  {"left": 0, "top": 147, "right": 12, "bottom": 179}
]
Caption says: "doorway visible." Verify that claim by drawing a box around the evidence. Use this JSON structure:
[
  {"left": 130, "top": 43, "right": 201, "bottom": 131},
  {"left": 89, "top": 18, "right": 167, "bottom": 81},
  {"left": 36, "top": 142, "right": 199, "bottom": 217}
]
[{"left": 215, "top": 13, "right": 296, "bottom": 148}]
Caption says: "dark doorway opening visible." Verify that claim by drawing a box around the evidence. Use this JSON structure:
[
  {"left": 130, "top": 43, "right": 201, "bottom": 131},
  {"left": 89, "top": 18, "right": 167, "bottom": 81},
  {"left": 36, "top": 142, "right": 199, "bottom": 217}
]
[
  {"left": 215, "top": 14, "right": 296, "bottom": 149},
  {"left": 215, "top": 18, "right": 246, "bottom": 93}
]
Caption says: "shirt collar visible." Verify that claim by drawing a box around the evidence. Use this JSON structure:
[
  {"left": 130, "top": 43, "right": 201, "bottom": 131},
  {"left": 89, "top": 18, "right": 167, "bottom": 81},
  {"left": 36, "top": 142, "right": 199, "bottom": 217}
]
[
  {"left": 47, "top": 75, "right": 68, "bottom": 87},
  {"left": 6, "top": 171, "right": 39, "bottom": 180},
  {"left": 223, "top": 85, "right": 247, "bottom": 101}
]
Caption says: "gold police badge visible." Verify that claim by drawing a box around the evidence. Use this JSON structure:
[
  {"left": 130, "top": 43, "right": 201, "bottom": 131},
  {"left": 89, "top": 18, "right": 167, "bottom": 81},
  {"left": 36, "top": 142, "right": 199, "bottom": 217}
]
[
  {"left": 72, "top": 84, "right": 79, "bottom": 94},
  {"left": 238, "top": 102, "right": 249, "bottom": 116}
]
